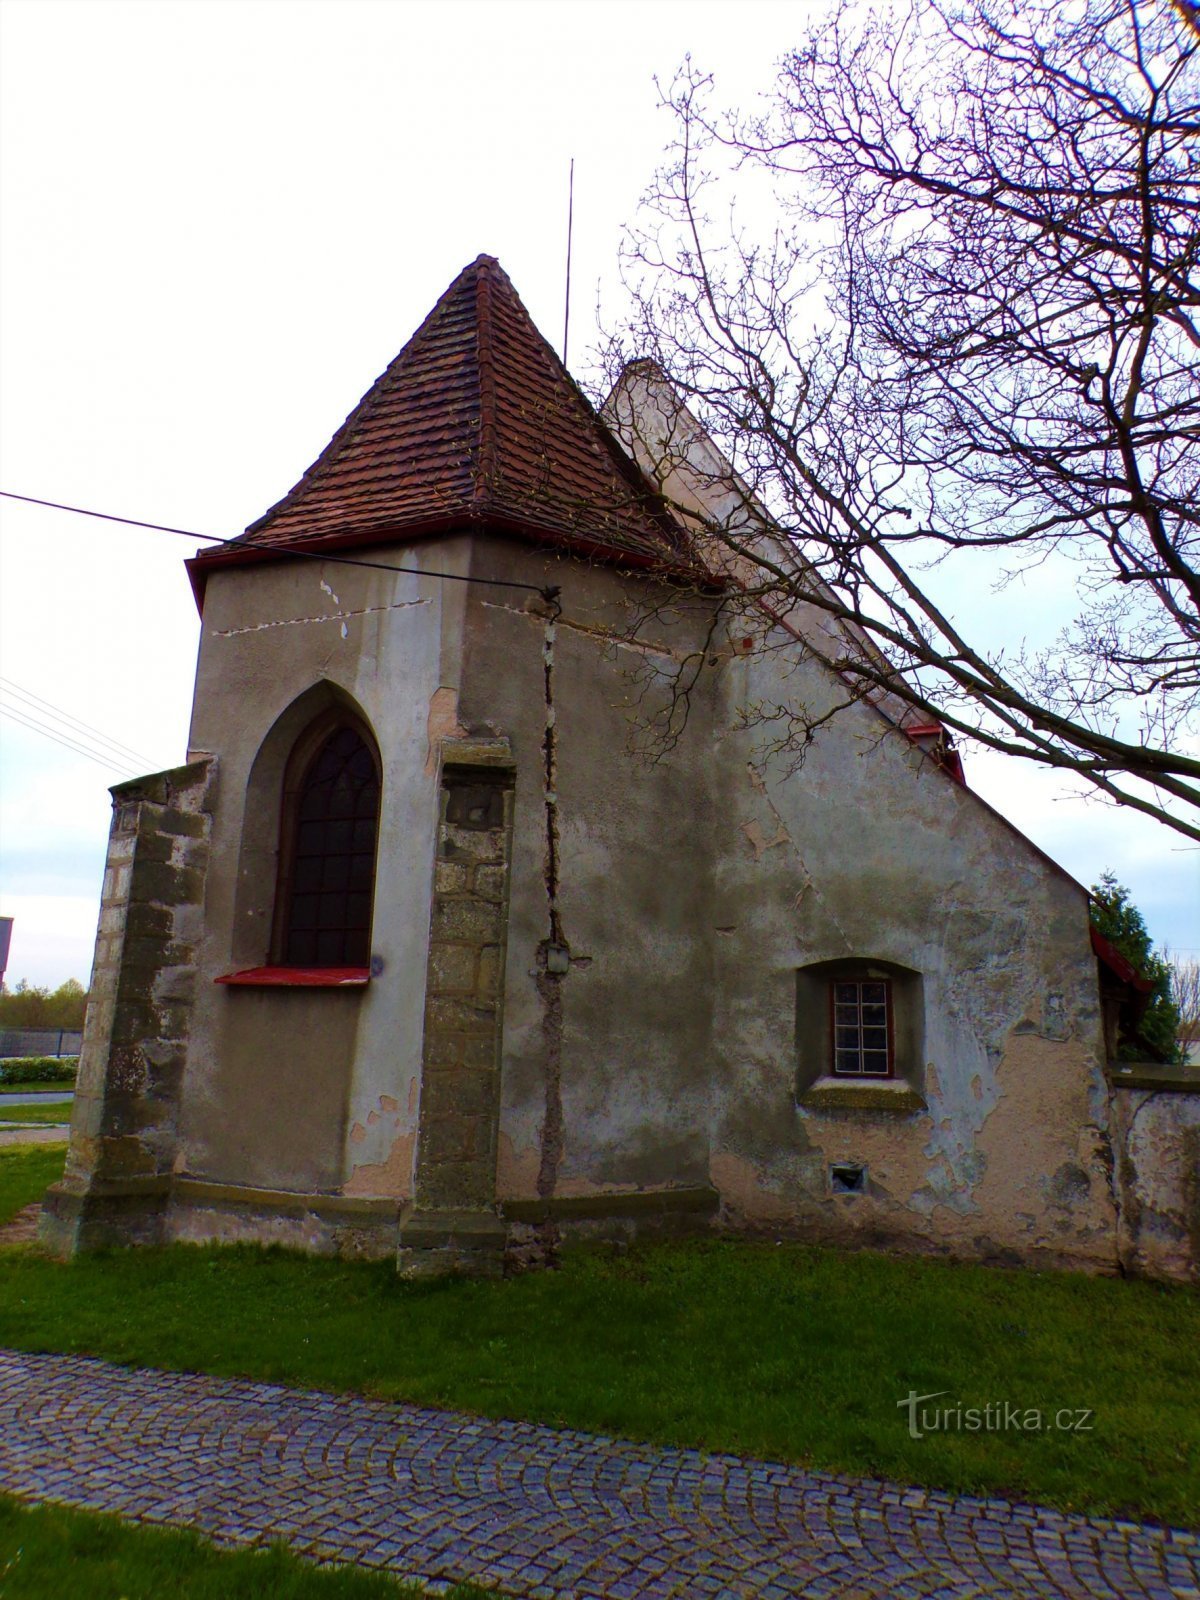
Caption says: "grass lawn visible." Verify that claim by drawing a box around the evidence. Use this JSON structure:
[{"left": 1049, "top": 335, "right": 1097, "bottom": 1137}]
[
  {"left": 0, "top": 1147, "right": 1195, "bottom": 1528},
  {"left": 0, "top": 1495, "right": 494, "bottom": 1599},
  {"left": 0, "top": 1146, "right": 65, "bottom": 1226},
  {"left": 0, "top": 1104, "right": 72, "bottom": 1127}
]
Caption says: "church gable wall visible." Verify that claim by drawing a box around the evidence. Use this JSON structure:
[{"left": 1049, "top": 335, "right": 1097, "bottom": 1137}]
[{"left": 705, "top": 635, "right": 1117, "bottom": 1271}]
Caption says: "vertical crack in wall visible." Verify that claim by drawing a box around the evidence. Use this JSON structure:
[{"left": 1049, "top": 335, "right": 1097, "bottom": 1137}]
[
  {"left": 535, "top": 588, "right": 565, "bottom": 1253},
  {"left": 747, "top": 761, "right": 854, "bottom": 952},
  {"left": 542, "top": 596, "right": 564, "bottom": 950}
]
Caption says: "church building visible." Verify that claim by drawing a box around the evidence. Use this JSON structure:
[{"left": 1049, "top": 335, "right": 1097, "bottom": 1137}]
[{"left": 41, "top": 256, "right": 1198, "bottom": 1281}]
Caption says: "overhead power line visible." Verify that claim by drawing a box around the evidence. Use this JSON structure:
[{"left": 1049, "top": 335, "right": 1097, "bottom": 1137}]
[
  {"left": 0, "top": 675, "right": 152, "bottom": 768},
  {"left": 0, "top": 703, "right": 139, "bottom": 774},
  {"left": 0, "top": 693, "right": 148, "bottom": 772},
  {"left": 0, "top": 490, "right": 561, "bottom": 601}
]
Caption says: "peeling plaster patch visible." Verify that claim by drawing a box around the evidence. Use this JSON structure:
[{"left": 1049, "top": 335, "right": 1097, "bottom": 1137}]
[
  {"left": 318, "top": 576, "right": 350, "bottom": 637},
  {"left": 349, "top": 1123, "right": 367, "bottom": 1145},
  {"left": 918, "top": 1032, "right": 998, "bottom": 1217},
  {"left": 213, "top": 598, "right": 428, "bottom": 639},
  {"left": 379, "top": 1095, "right": 398, "bottom": 1114},
  {"left": 1051, "top": 1162, "right": 1092, "bottom": 1205},
  {"left": 966, "top": 1034, "right": 1116, "bottom": 1252},
  {"left": 913, "top": 1153, "right": 978, "bottom": 1218},
  {"left": 496, "top": 1131, "right": 541, "bottom": 1198},
  {"left": 959, "top": 1149, "right": 987, "bottom": 1186},
  {"left": 740, "top": 820, "right": 788, "bottom": 861},
  {"left": 424, "top": 687, "right": 469, "bottom": 776},
  {"left": 367, "top": 1110, "right": 379, "bottom": 1127},
  {"left": 407, "top": 1077, "right": 419, "bottom": 1117},
  {"left": 1043, "top": 992, "right": 1070, "bottom": 1041},
  {"left": 710, "top": 1151, "right": 794, "bottom": 1222},
  {"left": 344, "top": 1130, "right": 415, "bottom": 1198},
  {"left": 1114, "top": 1089, "right": 1200, "bottom": 1280}
]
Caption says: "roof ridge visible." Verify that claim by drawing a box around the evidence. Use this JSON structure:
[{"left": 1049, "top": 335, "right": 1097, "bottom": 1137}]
[
  {"left": 216, "top": 254, "right": 689, "bottom": 576},
  {"left": 474, "top": 259, "right": 498, "bottom": 514},
  {"left": 479, "top": 260, "right": 685, "bottom": 552},
  {"left": 242, "top": 263, "right": 482, "bottom": 541}
]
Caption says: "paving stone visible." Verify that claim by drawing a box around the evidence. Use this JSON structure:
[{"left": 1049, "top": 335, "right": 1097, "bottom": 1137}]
[{"left": 0, "top": 1348, "right": 1195, "bottom": 1599}]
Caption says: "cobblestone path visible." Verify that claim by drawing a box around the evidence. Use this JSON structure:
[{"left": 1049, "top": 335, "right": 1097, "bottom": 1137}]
[{"left": 1, "top": 1349, "right": 1196, "bottom": 1599}]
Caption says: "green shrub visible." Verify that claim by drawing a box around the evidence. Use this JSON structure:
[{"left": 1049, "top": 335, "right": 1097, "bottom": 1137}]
[{"left": 0, "top": 1058, "right": 79, "bottom": 1086}]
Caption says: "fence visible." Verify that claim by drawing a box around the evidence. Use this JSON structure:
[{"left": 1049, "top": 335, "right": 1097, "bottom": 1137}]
[{"left": 0, "top": 1028, "right": 84, "bottom": 1059}]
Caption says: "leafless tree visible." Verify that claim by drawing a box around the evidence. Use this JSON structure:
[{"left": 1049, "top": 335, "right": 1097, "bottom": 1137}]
[
  {"left": 1168, "top": 953, "right": 1200, "bottom": 1046},
  {"left": 608, "top": 0, "right": 1200, "bottom": 839}
]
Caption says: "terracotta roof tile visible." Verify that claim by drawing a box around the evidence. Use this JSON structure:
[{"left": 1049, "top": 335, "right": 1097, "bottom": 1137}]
[{"left": 200, "top": 256, "right": 682, "bottom": 573}]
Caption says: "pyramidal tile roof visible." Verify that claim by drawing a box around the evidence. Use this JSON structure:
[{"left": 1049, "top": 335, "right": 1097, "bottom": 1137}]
[{"left": 201, "top": 256, "right": 682, "bottom": 578}]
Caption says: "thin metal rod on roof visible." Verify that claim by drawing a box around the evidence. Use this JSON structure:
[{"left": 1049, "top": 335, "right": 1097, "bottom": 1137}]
[{"left": 562, "top": 157, "right": 575, "bottom": 369}]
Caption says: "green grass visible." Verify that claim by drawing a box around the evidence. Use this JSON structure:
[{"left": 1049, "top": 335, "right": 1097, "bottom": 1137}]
[
  {"left": 0, "top": 1495, "right": 495, "bottom": 1599},
  {"left": 0, "top": 1147, "right": 1195, "bottom": 1526},
  {"left": 0, "top": 1104, "right": 71, "bottom": 1127},
  {"left": 0, "top": 1146, "right": 65, "bottom": 1225}
]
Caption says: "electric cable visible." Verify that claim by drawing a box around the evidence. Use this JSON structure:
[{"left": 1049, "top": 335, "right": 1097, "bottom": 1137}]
[
  {"left": 0, "top": 703, "right": 141, "bottom": 773},
  {"left": 0, "top": 491, "right": 562, "bottom": 602},
  {"left": 0, "top": 676, "right": 153, "bottom": 768}
]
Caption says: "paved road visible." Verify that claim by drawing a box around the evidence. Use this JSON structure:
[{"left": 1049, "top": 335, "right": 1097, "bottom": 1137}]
[
  {"left": 0, "top": 1089, "right": 72, "bottom": 1142},
  {"left": 0, "top": 1126, "right": 68, "bottom": 1146},
  {"left": 1, "top": 1350, "right": 1196, "bottom": 1598},
  {"left": 0, "top": 1092, "right": 73, "bottom": 1106}
]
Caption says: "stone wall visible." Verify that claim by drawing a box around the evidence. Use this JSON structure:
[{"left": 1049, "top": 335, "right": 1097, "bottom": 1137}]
[
  {"left": 397, "top": 748, "right": 515, "bottom": 1277},
  {"left": 1109, "top": 1067, "right": 1200, "bottom": 1283},
  {"left": 40, "top": 759, "right": 215, "bottom": 1255}
]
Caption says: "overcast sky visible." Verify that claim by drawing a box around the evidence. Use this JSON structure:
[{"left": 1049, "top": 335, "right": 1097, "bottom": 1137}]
[{"left": 0, "top": 0, "right": 1195, "bottom": 989}]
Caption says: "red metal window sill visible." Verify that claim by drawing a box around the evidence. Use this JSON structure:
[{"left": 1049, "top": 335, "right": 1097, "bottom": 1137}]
[{"left": 214, "top": 966, "right": 370, "bottom": 988}]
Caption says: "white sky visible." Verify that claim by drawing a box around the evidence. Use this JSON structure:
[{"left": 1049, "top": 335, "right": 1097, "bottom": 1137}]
[{"left": 0, "top": 0, "right": 1196, "bottom": 988}]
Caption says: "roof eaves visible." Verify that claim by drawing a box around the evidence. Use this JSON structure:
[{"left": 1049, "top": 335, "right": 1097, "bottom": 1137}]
[
  {"left": 184, "top": 507, "right": 721, "bottom": 614},
  {"left": 1090, "top": 923, "right": 1156, "bottom": 994}
]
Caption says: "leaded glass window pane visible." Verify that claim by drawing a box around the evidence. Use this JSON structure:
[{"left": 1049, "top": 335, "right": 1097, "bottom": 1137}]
[{"left": 283, "top": 726, "right": 379, "bottom": 967}]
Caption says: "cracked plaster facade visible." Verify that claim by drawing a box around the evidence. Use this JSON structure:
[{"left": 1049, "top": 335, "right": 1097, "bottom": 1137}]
[
  {"left": 43, "top": 528, "right": 1188, "bottom": 1278},
  {"left": 40, "top": 274, "right": 1197, "bottom": 1283}
]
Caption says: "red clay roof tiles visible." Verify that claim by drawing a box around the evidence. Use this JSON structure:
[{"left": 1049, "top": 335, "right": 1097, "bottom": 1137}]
[{"left": 199, "top": 256, "right": 682, "bottom": 574}]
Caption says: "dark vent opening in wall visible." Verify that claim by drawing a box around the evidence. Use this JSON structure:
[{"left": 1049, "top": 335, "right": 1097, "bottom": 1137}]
[
  {"left": 830, "top": 1162, "right": 867, "bottom": 1195},
  {"left": 442, "top": 765, "right": 514, "bottom": 832}
]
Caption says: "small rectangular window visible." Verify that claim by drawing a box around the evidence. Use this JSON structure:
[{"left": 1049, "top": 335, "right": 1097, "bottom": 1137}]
[{"left": 831, "top": 979, "right": 893, "bottom": 1077}]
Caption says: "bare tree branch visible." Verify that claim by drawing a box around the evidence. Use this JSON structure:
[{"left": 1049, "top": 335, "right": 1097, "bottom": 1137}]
[{"left": 604, "top": 0, "right": 1200, "bottom": 840}]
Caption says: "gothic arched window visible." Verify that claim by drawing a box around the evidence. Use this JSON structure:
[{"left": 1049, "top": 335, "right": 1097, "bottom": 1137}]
[{"left": 274, "top": 718, "right": 381, "bottom": 968}]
